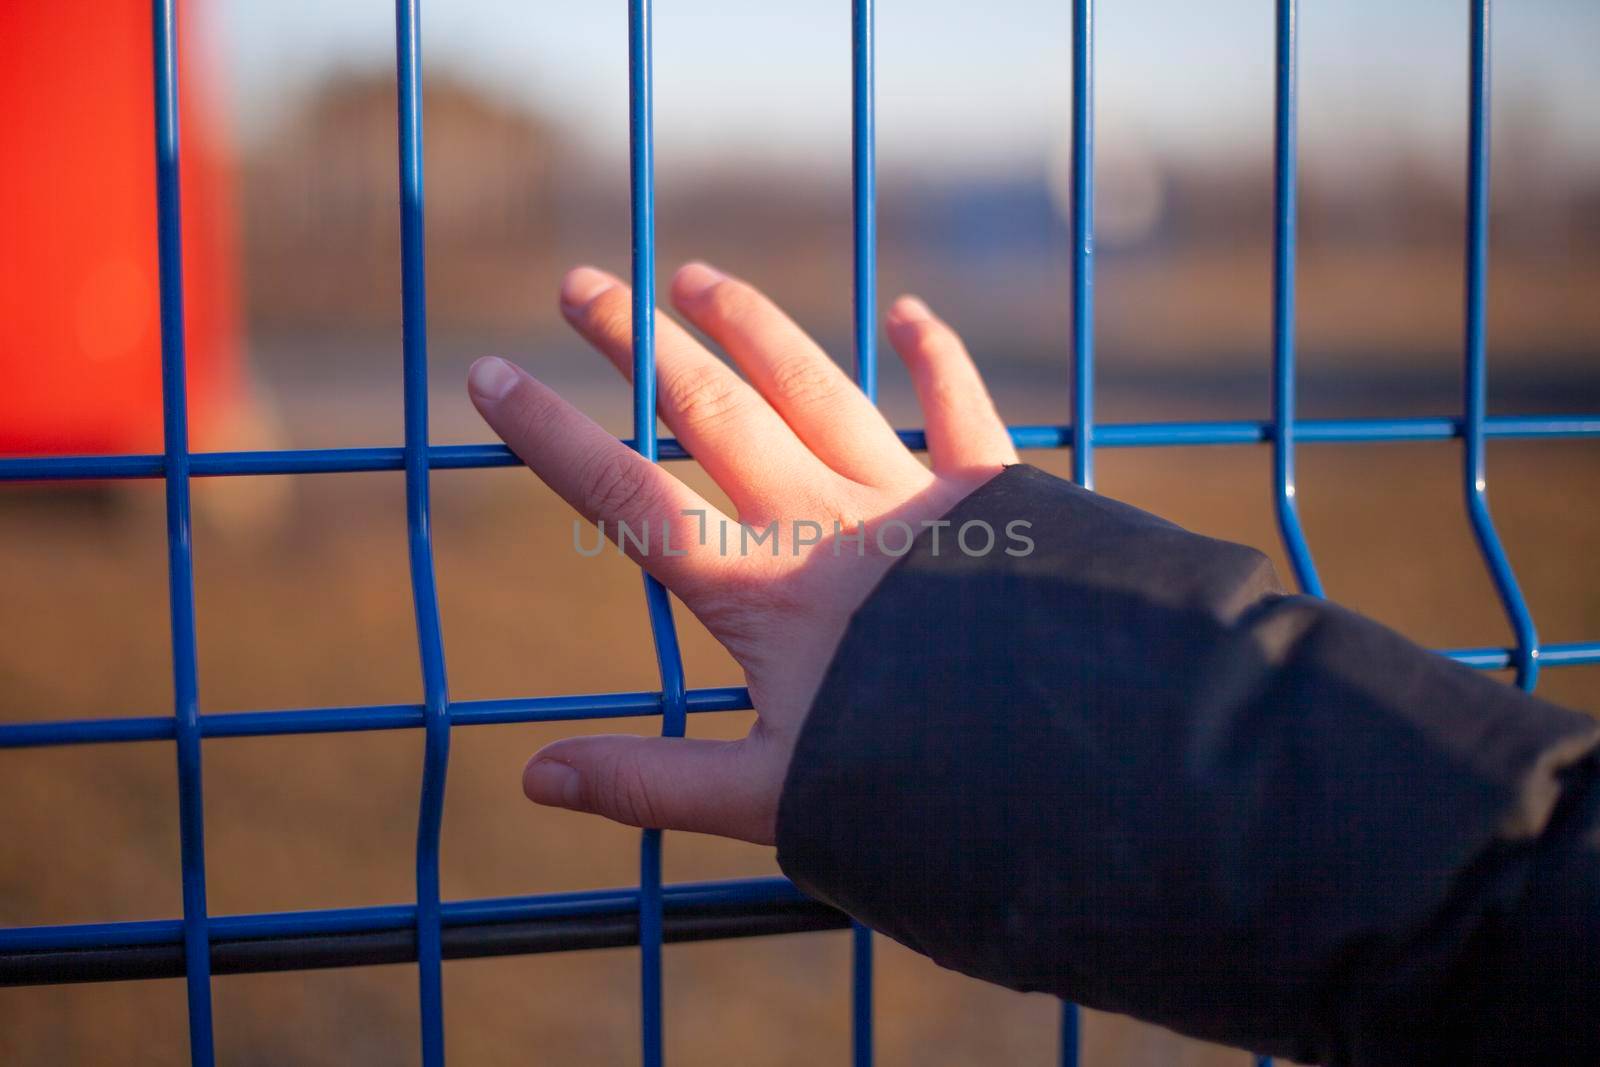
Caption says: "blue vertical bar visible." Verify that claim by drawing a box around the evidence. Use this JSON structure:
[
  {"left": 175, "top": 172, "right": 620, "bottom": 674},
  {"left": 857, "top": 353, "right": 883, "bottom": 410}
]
[
  {"left": 638, "top": 599, "right": 685, "bottom": 1067},
  {"left": 1251, "top": 7, "right": 1300, "bottom": 1062},
  {"left": 627, "top": 3, "right": 688, "bottom": 1064},
  {"left": 852, "top": 0, "right": 878, "bottom": 405},
  {"left": 1069, "top": 0, "right": 1095, "bottom": 492},
  {"left": 152, "top": 3, "right": 215, "bottom": 1061},
  {"left": 1060, "top": 1, "right": 1092, "bottom": 1062},
  {"left": 1271, "top": 0, "right": 1323, "bottom": 599},
  {"left": 630, "top": 0, "right": 658, "bottom": 457},
  {"left": 850, "top": 3, "right": 877, "bottom": 1064},
  {"left": 851, "top": 923, "right": 873, "bottom": 1067},
  {"left": 1463, "top": 0, "right": 1538, "bottom": 691},
  {"left": 395, "top": 3, "right": 454, "bottom": 1064},
  {"left": 1058, "top": 1000, "right": 1080, "bottom": 1067}
]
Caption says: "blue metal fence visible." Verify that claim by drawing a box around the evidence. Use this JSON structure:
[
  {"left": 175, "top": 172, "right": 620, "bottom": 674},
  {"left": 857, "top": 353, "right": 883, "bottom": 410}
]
[{"left": 2, "top": 1, "right": 1598, "bottom": 1064}]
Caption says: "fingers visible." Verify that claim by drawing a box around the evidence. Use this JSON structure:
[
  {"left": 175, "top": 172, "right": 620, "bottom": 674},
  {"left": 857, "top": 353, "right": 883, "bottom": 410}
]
[
  {"left": 468, "top": 355, "right": 737, "bottom": 607},
  {"left": 887, "top": 296, "right": 1017, "bottom": 477},
  {"left": 671, "top": 263, "right": 922, "bottom": 488},
  {"left": 523, "top": 734, "right": 779, "bottom": 845},
  {"left": 558, "top": 267, "right": 830, "bottom": 519}
]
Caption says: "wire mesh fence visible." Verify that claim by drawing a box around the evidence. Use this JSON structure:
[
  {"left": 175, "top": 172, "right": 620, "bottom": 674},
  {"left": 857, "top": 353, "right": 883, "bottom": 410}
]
[{"left": 1, "top": 1, "right": 1597, "bottom": 1064}]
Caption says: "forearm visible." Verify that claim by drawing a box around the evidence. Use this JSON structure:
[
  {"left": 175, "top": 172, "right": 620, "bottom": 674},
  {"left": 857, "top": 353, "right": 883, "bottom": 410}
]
[{"left": 776, "top": 464, "right": 1600, "bottom": 1063}]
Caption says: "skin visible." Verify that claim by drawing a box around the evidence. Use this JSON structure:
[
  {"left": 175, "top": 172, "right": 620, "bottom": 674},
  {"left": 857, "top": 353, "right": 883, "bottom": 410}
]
[{"left": 468, "top": 261, "right": 1016, "bottom": 846}]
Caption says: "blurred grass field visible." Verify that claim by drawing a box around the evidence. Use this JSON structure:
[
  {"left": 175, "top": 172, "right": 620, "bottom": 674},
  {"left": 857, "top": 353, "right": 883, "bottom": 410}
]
[{"left": 1, "top": 385, "right": 1595, "bottom": 1063}]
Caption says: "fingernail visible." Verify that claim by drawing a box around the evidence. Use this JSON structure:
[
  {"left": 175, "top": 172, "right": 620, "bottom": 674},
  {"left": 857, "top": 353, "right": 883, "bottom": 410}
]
[
  {"left": 523, "top": 758, "right": 582, "bottom": 808},
  {"left": 890, "top": 296, "right": 932, "bottom": 324},
  {"left": 468, "top": 356, "right": 519, "bottom": 404},
  {"left": 677, "top": 261, "right": 726, "bottom": 300},
  {"left": 561, "top": 266, "right": 615, "bottom": 310}
]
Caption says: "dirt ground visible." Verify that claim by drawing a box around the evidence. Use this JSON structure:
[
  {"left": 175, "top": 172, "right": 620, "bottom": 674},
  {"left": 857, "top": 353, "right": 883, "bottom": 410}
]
[{"left": 1, "top": 397, "right": 1596, "bottom": 1064}]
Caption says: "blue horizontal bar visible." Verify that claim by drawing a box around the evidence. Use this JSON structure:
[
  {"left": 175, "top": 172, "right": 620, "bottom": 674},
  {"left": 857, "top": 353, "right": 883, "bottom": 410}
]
[
  {"left": 0, "top": 875, "right": 810, "bottom": 954},
  {"left": 1443, "top": 641, "right": 1600, "bottom": 670},
  {"left": 0, "top": 686, "right": 753, "bottom": 749},
  {"left": 2, "top": 414, "right": 1598, "bottom": 483},
  {"left": 4, "top": 638, "right": 1598, "bottom": 754}
]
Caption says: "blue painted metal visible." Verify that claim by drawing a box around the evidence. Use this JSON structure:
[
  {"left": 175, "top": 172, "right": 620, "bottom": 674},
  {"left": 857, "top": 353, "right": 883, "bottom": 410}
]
[
  {"left": 1069, "top": 0, "right": 1095, "bottom": 492},
  {"left": 151, "top": 2, "right": 215, "bottom": 1061},
  {"left": 1450, "top": 640, "right": 1594, "bottom": 669},
  {"left": 851, "top": 923, "right": 874, "bottom": 1067},
  {"left": 393, "top": 2, "right": 455, "bottom": 1062},
  {"left": 1059, "top": 999, "right": 1081, "bottom": 1067},
  {"left": 629, "top": 0, "right": 657, "bottom": 463},
  {"left": 1270, "top": 0, "right": 1323, "bottom": 599},
  {"left": 851, "top": 4, "right": 877, "bottom": 1061},
  {"left": 5, "top": 628, "right": 1598, "bottom": 754},
  {"left": 853, "top": 0, "right": 878, "bottom": 405},
  {"left": 0, "top": 876, "right": 816, "bottom": 954},
  {"left": 0, "top": 687, "right": 749, "bottom": 748},
  {"left": 624, "top": 3, "right": 688, "bottom": 1062},
  {"left": 3, "top": 415, "right": 1600, "bottom": 482},
  {"left": 1463, "top": 0, "right": 1539, "bottom": 691},
  {"left": 1060, "top": 0, "right": 1095, "bottom": 1059},
  {"left": 1256, "top": 20, "right": 1314, "bottom": 1066}
]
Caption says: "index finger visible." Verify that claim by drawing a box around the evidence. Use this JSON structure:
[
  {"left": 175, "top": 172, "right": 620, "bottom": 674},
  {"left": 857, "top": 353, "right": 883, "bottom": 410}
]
[{"left": 468, "top": 356, "right": 741, "bottom": 606}]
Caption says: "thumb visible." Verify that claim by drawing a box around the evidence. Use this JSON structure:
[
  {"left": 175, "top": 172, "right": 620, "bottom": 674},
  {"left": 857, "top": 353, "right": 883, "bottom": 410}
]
[{"left": 522, "top": 734, "right": 780, "bottom": 845}]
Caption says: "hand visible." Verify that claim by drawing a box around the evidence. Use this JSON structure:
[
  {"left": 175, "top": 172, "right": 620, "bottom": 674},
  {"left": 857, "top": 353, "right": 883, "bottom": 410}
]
[{"left": 468, "top": 262, "right": 1016, "bottom": 845}]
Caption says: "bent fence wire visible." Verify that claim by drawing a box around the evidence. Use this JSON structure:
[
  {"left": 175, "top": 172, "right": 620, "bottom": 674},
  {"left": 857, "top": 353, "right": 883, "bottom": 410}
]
[{"left": 1, "top": 1, "right": 1597, "bottom": 1064}]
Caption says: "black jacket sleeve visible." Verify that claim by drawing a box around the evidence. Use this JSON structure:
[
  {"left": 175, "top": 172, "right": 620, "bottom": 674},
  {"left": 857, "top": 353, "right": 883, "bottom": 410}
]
[{"left": 775, "top": 464, "right": 1600, "bottom": 1065}]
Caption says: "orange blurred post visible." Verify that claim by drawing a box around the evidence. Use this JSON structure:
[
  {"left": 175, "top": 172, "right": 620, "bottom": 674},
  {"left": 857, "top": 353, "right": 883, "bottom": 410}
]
[{"left": 0, "top": 1, "right": 241, "bottom": 457}]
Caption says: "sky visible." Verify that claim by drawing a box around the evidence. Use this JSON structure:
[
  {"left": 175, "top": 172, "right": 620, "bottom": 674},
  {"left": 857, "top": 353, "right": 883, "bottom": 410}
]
[{"left": 212, "top": 0, "right": 1600, "bottom": 175}]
